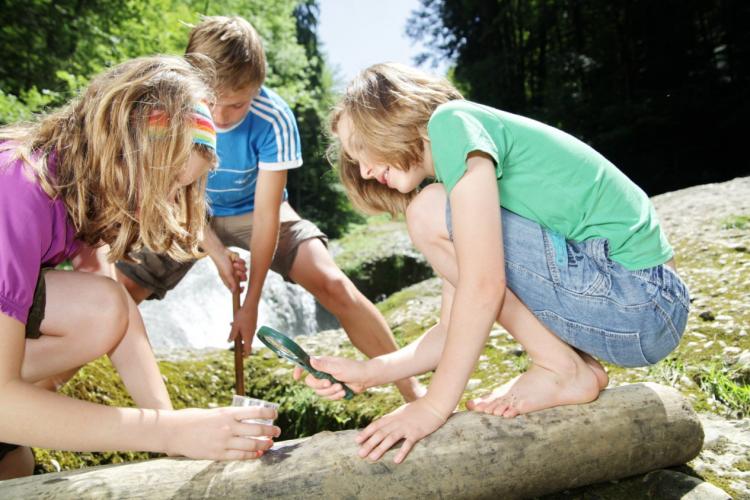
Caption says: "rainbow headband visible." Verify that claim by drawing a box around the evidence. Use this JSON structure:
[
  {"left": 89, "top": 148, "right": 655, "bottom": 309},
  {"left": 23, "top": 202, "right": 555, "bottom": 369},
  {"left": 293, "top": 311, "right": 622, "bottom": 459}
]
[{"left": 148, "top": 101, "right": 217, "bottom": 151}]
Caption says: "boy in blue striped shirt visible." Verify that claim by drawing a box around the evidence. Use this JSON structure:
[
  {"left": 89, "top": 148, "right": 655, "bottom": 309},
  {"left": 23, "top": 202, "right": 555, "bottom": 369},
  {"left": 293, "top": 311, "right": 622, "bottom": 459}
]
[{"left": 116, "top": 16, "right": 421, "bottom": 402}]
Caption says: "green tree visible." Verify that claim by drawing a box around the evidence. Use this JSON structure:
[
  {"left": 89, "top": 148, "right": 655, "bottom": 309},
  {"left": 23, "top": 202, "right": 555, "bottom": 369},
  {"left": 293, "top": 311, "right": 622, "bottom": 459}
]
[
  {"left": 408, "top": 0, "right": 750, "bottom": 194},
  {"left": 0, "top": 0, "right": 357, "bottom": 237}
]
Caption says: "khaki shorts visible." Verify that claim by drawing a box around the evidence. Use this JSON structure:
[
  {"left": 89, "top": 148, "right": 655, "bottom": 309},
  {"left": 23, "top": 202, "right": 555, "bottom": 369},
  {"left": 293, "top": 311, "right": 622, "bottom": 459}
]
[{"left": 115, "top": 202, "right": 327, "bottom": 300}]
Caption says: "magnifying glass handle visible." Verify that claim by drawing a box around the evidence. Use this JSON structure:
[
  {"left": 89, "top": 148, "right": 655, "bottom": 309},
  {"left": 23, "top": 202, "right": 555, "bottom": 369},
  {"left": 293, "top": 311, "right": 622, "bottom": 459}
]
[{"left": 311, "top": 369, "right": 355, "bottom": 400}]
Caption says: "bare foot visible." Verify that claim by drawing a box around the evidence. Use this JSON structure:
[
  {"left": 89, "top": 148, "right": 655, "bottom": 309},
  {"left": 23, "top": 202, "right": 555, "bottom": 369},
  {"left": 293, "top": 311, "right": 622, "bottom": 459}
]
[
  {"left": 576, "top": 350, "right": 609, "bottom": 390},
  {"left": 466, "top": 361, "right": 601, "bottom": 418},
  {"left": 396, "top": 378, "right": 427, "bottom": 402}
]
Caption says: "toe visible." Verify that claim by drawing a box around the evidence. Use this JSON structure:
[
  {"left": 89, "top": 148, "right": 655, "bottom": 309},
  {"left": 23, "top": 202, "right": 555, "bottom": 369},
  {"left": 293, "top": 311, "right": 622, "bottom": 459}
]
[
  {"left": 491, "top": 399, "right": 510, "bottom": 416},
  {"left": 502, "top": 405, "right": 521, "bottom": 418}
]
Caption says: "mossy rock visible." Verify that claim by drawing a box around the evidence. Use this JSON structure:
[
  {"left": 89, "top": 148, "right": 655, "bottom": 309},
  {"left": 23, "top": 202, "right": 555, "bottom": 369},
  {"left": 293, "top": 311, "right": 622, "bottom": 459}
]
[{"left": 332, "top": 215, "right": 434, "bottom": 301}]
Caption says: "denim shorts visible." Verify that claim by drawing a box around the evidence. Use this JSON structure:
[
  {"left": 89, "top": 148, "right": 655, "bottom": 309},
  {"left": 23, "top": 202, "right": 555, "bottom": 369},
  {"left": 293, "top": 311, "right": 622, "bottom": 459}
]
[{"left": 446, "top": 204, "right": 690, "bottom": 367}]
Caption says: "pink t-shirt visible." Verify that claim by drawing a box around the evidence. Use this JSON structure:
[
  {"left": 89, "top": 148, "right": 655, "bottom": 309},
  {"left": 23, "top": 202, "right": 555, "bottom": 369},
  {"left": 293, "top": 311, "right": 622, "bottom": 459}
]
[{"left": 0, "top": 147, "right": 80, "bottom": 324}]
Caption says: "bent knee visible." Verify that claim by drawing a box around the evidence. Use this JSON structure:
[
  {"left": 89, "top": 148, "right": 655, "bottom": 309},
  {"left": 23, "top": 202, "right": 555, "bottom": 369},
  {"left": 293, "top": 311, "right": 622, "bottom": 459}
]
[
  {"left": 88, "top": 278, "right": 130, "bottom": 351},
  {"left": 316, "top": 274, "right": 358, "bottom": 310},
  {"left": 406, "top": 183, "right": 449, "bottom": 250}
]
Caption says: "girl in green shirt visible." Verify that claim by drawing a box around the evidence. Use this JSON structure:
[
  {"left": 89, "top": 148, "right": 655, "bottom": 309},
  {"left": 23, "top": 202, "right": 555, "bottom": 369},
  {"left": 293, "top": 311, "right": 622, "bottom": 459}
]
[{"left": 293, "top": 63, "right": 688, "bottom": 465}]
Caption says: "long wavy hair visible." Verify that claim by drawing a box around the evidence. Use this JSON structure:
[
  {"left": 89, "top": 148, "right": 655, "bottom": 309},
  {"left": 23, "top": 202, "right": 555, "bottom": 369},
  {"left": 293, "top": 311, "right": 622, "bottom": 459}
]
[
  {"left": 328, "top": 63, "right": 462, "bottom": 216},
  {"left": 0, "top": 55, "right": 216, "bottom": 261}
]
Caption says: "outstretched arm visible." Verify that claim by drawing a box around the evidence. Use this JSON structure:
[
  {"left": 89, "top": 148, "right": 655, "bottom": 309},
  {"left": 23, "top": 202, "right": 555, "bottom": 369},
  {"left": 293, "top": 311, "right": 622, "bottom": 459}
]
[
  {"left": 356, "top": 153, "right": 506, "bottom": 463},
  {"left": 0, "top": 312, "right": 279, "bottom": 459},
  {"left": 230, "top": 169, "right": 286, "bottom": 355},
  {"left": 296, "top": 280, "right": 455, "bottom": 397}
]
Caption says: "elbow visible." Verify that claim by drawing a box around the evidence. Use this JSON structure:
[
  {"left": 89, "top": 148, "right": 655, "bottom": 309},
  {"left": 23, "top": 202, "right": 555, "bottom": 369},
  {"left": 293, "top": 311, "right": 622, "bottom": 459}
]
[{"left": 471, "top": 276, "right": 507, "bottom": 312}]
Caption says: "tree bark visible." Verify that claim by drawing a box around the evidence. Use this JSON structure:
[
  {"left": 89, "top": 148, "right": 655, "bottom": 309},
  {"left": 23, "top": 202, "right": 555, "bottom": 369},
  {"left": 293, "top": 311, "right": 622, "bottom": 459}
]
[{"left": 0, "top": 383, "right": 703, "bottom": 499}]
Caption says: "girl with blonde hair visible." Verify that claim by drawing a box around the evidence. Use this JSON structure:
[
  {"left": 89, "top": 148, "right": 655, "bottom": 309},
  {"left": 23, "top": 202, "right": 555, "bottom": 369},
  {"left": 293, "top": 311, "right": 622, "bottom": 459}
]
[
  {"left": 0, "top": 56, "right": 279, "bottom": 479},
  {"left": 295, "top": 62, "right": 689, "bottom": 464}
]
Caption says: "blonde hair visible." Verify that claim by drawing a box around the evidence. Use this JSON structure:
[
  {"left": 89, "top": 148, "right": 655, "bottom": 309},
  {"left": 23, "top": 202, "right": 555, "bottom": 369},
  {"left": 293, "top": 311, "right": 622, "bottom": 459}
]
[
  {"left": 329, "top": 63, "right": 462, "bottom": 215},
  {"left": 0, "top": 55, "right": 216, "bottom": 262},
  {"left": 186, "top": 15, "right": 266, "bottom": 92}
]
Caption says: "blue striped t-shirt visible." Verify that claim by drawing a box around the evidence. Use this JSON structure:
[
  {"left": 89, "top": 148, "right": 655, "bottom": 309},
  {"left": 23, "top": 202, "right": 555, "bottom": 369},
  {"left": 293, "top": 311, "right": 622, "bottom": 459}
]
[{"left": 206, "top": 87, "right": 303, "bottom": 216}]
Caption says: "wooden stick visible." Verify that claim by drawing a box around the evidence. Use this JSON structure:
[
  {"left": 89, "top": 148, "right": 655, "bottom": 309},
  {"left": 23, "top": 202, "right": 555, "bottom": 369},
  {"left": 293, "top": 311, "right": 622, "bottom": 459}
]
[{"left": 230, "top": 253, "right": 244, "bottom": 396}]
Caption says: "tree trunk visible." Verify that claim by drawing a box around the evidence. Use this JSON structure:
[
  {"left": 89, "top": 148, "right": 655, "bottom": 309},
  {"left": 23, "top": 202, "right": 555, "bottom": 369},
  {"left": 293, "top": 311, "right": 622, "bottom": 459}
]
[{"left": 0, "top": 383, "right": 703, "bottom": 499}]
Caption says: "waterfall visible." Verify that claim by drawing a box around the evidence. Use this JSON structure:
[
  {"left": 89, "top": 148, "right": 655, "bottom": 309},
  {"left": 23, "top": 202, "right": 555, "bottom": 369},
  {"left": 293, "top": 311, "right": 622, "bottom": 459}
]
[{"left": 138, "top": 249, "right": 323, "bottom": 356}]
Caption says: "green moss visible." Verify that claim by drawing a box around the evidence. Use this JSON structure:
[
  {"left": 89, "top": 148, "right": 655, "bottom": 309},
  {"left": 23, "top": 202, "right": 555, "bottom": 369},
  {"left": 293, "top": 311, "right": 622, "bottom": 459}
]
[
  {"left": 33, "top": 350, "right": 402, "bottom": 474},
  {"left": 720, "top": 214, "right": 750, "bottom": 230},
  {"left": 333, "top": 216, "right": 434, "bottom": 301},
  {"left": 689, "top": 469, "right": 740, "bottom": 499},
  {"left": 332, "top": 215, "right": 401, "bottom": 270}
]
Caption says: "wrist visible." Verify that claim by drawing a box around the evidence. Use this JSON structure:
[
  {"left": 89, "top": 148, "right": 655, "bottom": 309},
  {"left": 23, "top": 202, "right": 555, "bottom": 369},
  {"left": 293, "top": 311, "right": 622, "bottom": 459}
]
[
  {"left": 419, "top": 397, "right": 449, "bottom": 423},
  {"left": 126, "top": 407, "right": 173, "bottom": 454},
  {"left": 205, "top": 244, "right": 224, "bottom": 262},
  {"left": 363, "top": 357, "right": 391, "bottom": 388},
  {"left": 362, "top": 358, "right": 378, "bottom": 389},
  {"left": 422, "top": 391, "right": 455, "bottom": 420},
  {"left": 240, "top": 297, "right": 259, "bottom": 312},
  {"left": 159, "top": 409, "right": 186, "bottom": 456}
]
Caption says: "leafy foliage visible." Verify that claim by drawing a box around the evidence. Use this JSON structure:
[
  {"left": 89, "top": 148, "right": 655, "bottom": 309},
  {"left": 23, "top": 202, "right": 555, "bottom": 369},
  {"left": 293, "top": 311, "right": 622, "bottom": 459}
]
[
  {"left": 408, "top": 0, "right": 750, "bottom": 195},
  {"left": 0, "top": 0, "right": 357, "bottom": 236}
]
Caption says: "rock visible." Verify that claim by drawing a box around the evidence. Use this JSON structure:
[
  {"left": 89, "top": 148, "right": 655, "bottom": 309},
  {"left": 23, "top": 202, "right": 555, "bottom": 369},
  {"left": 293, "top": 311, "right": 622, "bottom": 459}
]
[
  {"left": 642, "top": 470, "right": 731, "bottom": 499},
  {"left": 465, "top": 378, "right": 481, "bottom": 391},
  {"left": 695, "top": 414, "right": 750, "bottom": 499},
  {"left": 734, "top": 350, "right": 750, "bottom": 370},
  {"left": 699, "top": 311, "right": 716, "bottom": 321}
]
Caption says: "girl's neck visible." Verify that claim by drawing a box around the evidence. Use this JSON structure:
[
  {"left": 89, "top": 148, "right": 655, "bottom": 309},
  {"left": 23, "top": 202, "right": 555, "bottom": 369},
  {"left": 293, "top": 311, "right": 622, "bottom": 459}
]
[{"left": 421, "top": 138, "right": 436, "bottom": 179}]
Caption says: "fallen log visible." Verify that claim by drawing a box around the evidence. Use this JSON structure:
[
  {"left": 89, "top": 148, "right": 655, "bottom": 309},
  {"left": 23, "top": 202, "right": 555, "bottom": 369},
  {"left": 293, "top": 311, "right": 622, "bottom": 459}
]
[{"left": 0, "top": 383, "right": 703, "bottom": 499}]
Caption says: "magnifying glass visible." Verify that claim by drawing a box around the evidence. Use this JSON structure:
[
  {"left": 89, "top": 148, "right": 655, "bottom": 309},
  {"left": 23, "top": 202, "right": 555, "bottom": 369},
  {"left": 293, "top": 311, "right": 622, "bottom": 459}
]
[{"left": 257, "top": 325, "right": 354, "bottom": 400}]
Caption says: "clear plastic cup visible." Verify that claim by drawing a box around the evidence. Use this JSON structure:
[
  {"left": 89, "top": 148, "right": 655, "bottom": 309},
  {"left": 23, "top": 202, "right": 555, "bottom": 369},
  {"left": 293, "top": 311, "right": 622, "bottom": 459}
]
[{"left": 231, "top": 395, "right": 279, "bottom": 438}]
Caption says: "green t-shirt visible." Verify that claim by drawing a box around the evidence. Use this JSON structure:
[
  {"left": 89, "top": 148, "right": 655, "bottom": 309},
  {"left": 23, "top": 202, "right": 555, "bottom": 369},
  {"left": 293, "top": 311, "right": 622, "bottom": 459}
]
[{"left": 427, "top": 100, "right": 672, "bottom": 270}]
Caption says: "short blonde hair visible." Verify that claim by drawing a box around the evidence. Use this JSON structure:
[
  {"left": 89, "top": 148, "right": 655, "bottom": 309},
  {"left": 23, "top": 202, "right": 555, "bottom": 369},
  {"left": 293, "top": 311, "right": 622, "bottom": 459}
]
[
  {"left": 186, "top": 15, "right": 266, "bottom": 92},
  {"left": 0, "top": 55, "right": 216, "bottom": 262},
  {"left": 329, "top": 63, "right": 462, "bottom": 216}
]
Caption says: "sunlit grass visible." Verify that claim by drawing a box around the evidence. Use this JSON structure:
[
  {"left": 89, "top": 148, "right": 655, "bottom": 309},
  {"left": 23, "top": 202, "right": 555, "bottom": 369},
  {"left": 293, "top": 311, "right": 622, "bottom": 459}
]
[
  {"left": 697, "top": 364, "right": 750, "bottom": 418},
  {"left": 720, "top": 214, "right": 750, "bottom": 230}
]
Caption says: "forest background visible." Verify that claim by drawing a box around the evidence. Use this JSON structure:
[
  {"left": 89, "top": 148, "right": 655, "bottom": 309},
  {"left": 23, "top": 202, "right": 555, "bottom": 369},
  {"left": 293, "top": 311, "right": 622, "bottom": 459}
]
[{"left": 1, "top": 0, "right": 748, "bottom": 234}]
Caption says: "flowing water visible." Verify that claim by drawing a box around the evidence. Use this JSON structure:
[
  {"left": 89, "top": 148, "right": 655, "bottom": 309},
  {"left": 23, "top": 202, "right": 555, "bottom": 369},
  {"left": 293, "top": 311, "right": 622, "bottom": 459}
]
[{"left": 138, "top": 249, "right": 329, "bottom": 356}]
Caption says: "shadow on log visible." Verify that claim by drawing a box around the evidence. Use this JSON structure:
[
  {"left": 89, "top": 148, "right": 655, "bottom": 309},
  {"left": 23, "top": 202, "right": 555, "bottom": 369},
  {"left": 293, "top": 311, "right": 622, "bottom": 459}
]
[{"left": 0, "top": 383, "right": 703, "bottom": 499}]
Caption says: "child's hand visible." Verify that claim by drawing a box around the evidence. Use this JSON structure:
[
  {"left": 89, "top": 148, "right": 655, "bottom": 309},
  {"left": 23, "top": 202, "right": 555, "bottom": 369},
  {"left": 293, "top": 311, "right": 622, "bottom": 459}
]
[
  {"left": 356, "top": 399, "right": 448, "bottom": 464},
  {"left": 229, "top": 303, "right": 258, "bottom": 356},
  {"left": 210, "top": 249, "right": 247, "bottom": 294},
  {"left": 292, "top": 356, "right": 369, "bottom": 399},
  {"left": 165, "top": 406, "right": 280, "bottom": 460}
]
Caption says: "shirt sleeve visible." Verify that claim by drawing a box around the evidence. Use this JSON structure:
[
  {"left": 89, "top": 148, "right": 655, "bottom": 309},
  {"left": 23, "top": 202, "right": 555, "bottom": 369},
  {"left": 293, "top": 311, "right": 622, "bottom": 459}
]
[
  {"left": 0, "top": 177, "right": 47, "bottom": 325},
  {"left": 427, "top": 102, "right": 503, "bottom": 194},
  {"left": 252, "top": 95, "right": 303, "bottom": 171}
]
